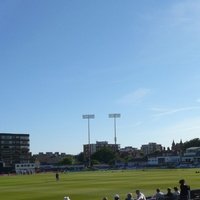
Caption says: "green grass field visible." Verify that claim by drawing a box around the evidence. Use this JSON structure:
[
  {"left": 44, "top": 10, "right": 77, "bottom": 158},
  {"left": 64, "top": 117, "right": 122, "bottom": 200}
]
[{"left": 0, "top": 169, "right": 199, "bottom": 200}]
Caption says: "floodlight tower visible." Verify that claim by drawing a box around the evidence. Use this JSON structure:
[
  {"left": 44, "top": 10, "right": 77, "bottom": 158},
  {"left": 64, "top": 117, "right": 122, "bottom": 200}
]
[
  {"left": 108, "top": 113, "right": 121, "bottom": 152},
  {"left": 82, "top": 114, "right": 95, "bottom": 168}
]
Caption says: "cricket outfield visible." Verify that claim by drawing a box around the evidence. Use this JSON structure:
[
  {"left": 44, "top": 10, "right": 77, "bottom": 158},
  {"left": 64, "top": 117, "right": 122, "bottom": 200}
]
[{"left": 0, "top": 168, "right": 199, "bottom": 200}]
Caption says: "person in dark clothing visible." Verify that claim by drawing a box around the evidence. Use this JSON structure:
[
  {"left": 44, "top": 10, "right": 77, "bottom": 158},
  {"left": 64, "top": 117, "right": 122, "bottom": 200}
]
[
  {"left": 179, "top": 179, "right": 190, "bottom": 200},
  {"left": 114, "top": 194, "right": 120, "bottom": 200},
  {"left": 165, "top": 188, "right": 174, "bottom": 200},
  {"left": 55, "top": 172, "right": 59, "bottom": 181},
  {"left": 125, "top": 193, "right": 134, "bottom": 200}
]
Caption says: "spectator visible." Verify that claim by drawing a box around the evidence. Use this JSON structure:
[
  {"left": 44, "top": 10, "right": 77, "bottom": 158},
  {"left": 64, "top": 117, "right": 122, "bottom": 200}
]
[
  {"left": 153, "top": 188, "right": 165, "bottom": 200},
  {"left": 165, "top": 188, "right": 174, "bottom": 200},
  {"left": 135, "top": 190, "right": 146, "bottom": 200},
  {"left": 179, "top": 179, "right": 190, "bottom": 200},
  {"left": 114, "top": 194, "right": 120, "bottom": 200},
  {"left": 173, "top": 187, "right": 180, "bottom": 200},
  {"left": 125, "top": 193, "right": 134, "bottom": 200}
]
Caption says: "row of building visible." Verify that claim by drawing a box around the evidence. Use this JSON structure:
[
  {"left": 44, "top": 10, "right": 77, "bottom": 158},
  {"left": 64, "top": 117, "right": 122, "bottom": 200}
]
[
  {"left": 148, "top": 147, "right": 200, "bottom": 167},
  {"left": 0, "top": 133, "right": 200, "bottom": 170},
  {"left": 0, "top": 133, "right": 159, "bottom": 167}
]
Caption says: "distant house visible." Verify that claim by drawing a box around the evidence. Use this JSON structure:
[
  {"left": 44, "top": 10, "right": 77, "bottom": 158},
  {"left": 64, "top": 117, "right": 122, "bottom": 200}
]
[
  {"left": 181, "top": 147, "right": 200, "bottom": 164},
  {"left": 32, "top": 152, "right": 68, "bottom": 165}
]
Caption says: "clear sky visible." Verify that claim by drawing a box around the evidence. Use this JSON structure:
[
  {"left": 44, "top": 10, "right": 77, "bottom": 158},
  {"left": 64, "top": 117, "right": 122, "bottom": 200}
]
[{"left": 1, "top": 0, "right": 200, "bottom": 155}]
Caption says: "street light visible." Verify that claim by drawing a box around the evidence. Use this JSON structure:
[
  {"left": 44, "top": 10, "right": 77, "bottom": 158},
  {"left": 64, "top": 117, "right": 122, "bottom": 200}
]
[
  {"left": 82, "top": 114, "right": 95, "bottom": 168},
  {"left": 108, "top": 113, "right": 121, "bottom": 148}
]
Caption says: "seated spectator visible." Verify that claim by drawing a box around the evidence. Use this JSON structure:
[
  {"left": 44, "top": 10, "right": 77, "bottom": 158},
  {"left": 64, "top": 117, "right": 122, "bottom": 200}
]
[
  {"left": 114, "top": 194, "right": 120, "bottom": 200},
  {"left": 135, "top": 190, "right": 146, "bottom": 200},
  {"left": 125, "top": 193, "right": 134, "bottom": 200},
  {"left": 153, "top": 188, "right": 165, "bottom": 200},
  {"left": 173, "top": 187, "right": 180, "bottom": 200},
  {"left": 165, "top": 188, "right": 174, "bottom": 200}
]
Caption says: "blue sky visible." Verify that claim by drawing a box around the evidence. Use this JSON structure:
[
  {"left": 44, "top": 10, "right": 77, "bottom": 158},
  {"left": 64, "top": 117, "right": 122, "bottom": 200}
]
[{"left": 1, "top": 0, "right": 200, "bottom": 155}]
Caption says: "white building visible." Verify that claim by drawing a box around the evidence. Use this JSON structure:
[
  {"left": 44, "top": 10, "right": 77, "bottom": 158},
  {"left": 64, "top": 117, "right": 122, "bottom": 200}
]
[
  {"left": 15, "top": 163, "right": 36, "bottom": 174},
  {"left": 148, "top": 156, "right": 180, "bottom": 166},
  {"left": 182, "top": 147, "right": 200, "bottom": 164}
]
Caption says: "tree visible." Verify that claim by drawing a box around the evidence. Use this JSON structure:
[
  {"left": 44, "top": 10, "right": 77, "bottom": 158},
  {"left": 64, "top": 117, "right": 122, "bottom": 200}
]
[
  {"left": 183, "top": 138, "right": 200, "bottom": 150},
  {"left": 91, "top": 147, "right": 115, "bottom": 164},
  {"left": 74, "top": 152, "right": 84, "bottom": 164},
  {"left": 59, "top": 156, "right": 73, "bottom": 165}
]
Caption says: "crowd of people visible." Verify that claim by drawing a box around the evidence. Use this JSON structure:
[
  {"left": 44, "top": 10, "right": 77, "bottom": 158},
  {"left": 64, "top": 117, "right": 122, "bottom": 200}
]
[
  {"left": 63, "top": 179, "right": 190, "bottom": 200},
  {"left": 100, "top": 179, "right": 190, "bottom": 200}
]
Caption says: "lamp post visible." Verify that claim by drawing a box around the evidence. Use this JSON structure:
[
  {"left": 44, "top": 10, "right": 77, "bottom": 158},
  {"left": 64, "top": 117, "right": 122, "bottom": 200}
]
[
  {"left": 82, "top": 114, "right": 95, "bottom": 168},
  {"left": 109, "top": 113, "right": 121, "bottom": 165}
]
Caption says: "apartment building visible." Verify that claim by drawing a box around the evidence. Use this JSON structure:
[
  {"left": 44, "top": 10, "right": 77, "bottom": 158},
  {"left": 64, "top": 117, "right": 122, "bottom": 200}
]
[
  {"left": 83, "top": 141, "right": 120, "bottom": 161},
  {"left": 141, "top": 142, "right": 162, "bottom": 155},
  {"left": 0, "top": 133, "right": 31, "bottom": 167}
]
